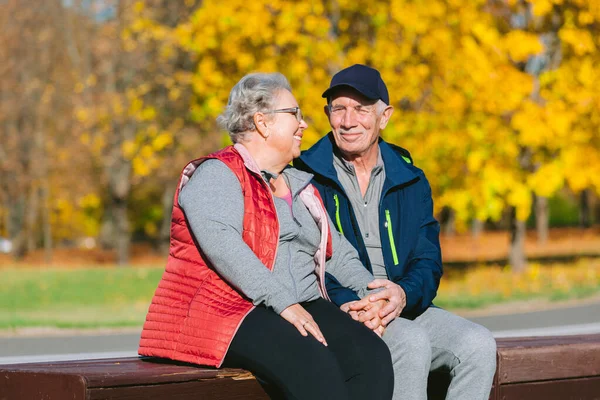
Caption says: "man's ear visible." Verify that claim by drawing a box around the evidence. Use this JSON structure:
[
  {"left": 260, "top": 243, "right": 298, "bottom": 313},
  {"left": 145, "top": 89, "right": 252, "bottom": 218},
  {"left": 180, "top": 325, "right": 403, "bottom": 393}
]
[
  {"left": 379, "top": 105, "right": 394, "bottom": 130},
  {"left": 254, "top": 112, "right": 269, "bottom": 138},
  {"left": 324, "top": 105, "right": 330, "bottom": 119}
]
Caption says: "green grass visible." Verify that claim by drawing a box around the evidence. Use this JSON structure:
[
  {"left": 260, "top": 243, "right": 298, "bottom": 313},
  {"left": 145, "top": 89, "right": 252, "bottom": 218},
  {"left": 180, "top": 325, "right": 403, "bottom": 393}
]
[
  {"left": 0, "top": 266, "right": 164, "bottom": 329},
  {"left": 1, "top": 262, "right": 599, "bottom": 329}
]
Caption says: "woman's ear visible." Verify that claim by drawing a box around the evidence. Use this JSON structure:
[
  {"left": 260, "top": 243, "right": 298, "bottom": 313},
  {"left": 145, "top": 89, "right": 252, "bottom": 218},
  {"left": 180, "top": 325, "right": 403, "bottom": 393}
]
[{"left": 254, "top": 112, "right": 269, "bottom": 139}]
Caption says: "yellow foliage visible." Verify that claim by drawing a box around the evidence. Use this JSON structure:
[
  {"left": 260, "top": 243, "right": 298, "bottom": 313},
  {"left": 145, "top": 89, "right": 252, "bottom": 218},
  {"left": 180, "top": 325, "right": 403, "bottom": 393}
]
[
  {"left": 144, "top": 221, "right": 158, "bottom": 236},
  {"left": 152, "top": 133, "right": 173, "bottom": 151},
  {"left": 128, "top": 98, "right": 143, "bottom": 116},
  {"left": 528, "top": 162, "right": 564, "bottom": 198},
  {"left": 139, "top": 107, "right": 157, "bottom": 121},
  {"left": 503, "top": 30, "right": 543, "bottom": 62},
  {"left": 61, "top": 0, "right": 600, "bottom": 245},
  {"left": 132, "top": 157, "right": 151, "bottom": 177},
  {"left": 507, "top": 184, "right": 532, "bottom": 221},
  {"left": 75, "top": 109, "right": 89, "bottom": 123},
  {"left": 439, "top": 259, "right": 600, "bottom": 305},
  {"left": 133, "top": 1, "right": 144, "bottom": 14},
  {"left": 529, "top": 0, "right": 554, "bottom": 17},
  {"left": 79, "top": 194, "right": 101, "bottom": 210},
  {"left": 121, "top": 140, "right": 137, "bottom": 159},
  {"left": 560, "top": 28, "right": 596, "bottom": 56}
]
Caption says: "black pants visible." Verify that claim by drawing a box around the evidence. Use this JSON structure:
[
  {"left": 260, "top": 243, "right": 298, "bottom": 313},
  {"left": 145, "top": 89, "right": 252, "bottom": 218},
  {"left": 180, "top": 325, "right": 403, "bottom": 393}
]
[{"left": 223, "top": 298, "right": 394, "bottom": 400}]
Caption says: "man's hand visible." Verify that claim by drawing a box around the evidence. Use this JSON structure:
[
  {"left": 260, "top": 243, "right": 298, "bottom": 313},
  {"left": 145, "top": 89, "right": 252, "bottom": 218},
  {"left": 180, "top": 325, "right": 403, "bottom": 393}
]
[{"left": 366, "top": 279, "right": 407, "bottom": 326}]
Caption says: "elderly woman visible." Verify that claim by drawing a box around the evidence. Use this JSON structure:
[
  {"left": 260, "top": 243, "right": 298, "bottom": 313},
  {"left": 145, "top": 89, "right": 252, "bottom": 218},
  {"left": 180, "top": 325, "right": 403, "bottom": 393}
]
[{"left": 139, "top": 73, "right": 393, "bottom": 399}]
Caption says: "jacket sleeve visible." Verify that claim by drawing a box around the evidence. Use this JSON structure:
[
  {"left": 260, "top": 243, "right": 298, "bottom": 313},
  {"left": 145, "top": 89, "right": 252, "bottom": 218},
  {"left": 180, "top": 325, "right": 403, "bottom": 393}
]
[
  {"left": 396, "top": 176, "right": 443, "bottom": 317},
  {"left": 325, "top": 273, "right": 361, "bottom": 307}
]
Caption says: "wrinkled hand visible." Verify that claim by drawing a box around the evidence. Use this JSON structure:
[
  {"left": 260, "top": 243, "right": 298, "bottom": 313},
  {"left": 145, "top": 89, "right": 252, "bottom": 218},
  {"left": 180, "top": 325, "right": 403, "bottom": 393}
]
[
  {"left": 340, "top": 301, "right": 361, "bottom": 321},
  {"left": 373, "top": 324, "right": 385, "bottom": 337},
  {"left": 280, "top": 303, "right": 328, "bottom": 346},
  {"left": 365, "top": 279, "right": 406, "bottom": 326},
  {"left": 341, "top": 299, "right": 386, "bottom": 335}
]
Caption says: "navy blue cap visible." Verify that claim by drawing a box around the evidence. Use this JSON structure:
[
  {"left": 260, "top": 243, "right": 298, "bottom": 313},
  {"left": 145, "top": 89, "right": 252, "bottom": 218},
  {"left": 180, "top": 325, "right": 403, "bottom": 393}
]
[{"left": 322, "top": 64, "right": 389, "bottom": 105}]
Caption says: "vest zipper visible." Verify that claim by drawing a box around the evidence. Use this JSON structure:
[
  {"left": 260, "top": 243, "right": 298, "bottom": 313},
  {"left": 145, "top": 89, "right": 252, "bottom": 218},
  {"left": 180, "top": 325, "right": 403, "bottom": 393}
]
[
  {"left": 333, "top": 194, "right": 344, "bottom": 234},
  {"left": 385, "top": 209, "right": 399, "bottom": 266}
]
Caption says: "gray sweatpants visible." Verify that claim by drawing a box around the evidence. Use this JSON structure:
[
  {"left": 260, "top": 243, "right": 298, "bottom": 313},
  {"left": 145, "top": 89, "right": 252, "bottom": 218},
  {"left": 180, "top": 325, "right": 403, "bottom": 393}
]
[{"left": 382, "top": 307, "right": 497, "bottom": 400}]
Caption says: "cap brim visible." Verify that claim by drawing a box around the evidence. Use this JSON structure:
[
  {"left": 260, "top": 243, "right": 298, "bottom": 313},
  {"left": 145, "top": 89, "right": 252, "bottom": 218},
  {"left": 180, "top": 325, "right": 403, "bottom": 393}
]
[{"left": 322, "top": 83, "right": 381, "bottom": 100}]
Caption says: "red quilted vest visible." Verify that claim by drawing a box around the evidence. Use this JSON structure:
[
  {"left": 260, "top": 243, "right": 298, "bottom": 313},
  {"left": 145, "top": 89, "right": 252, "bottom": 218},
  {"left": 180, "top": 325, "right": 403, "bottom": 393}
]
[{"left": 139, "top": 145, "right": 332, "bottom": 367}]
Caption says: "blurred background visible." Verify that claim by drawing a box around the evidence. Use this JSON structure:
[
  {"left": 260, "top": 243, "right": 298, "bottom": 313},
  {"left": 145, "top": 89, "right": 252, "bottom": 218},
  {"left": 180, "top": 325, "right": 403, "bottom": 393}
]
[{"left": 0, "top": 0, "right": 599, "bottom": 331}]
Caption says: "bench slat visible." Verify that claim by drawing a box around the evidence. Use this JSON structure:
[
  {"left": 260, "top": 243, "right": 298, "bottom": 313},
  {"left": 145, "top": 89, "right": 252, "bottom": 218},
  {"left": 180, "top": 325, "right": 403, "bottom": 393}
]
[
  {"left": 496, "top": 336, "right": 600, "bottom": 384},
  {"left": 88, "top": 378, "right": 268, "bottom": 400},
  {"left": 2, "top": 334, "right": 600, "bottom": 400},
  {"left": 496, "top": 333, "right": 600, "bottom": 348},
  {"left": 1, "top": 357, "right": 248, "bottom": 388},
  {"left": 498, "top": 376, "right": 600, "bottom": 400},
  {"left": 0, "top": 371, "right": 87, "bottom": 400}
]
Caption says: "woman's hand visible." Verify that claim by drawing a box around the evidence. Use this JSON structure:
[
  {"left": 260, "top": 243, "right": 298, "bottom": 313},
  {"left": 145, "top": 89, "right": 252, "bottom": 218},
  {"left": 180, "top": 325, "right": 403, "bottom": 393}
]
[
  {"left": 341, "top": 300, "right": 386, "bottom": 336},
  {"left": 280, "top": 303, "right": 328, "bottom": 346},
  {"left": 340, "top": 300, "right": 361, "bottom": 321}
]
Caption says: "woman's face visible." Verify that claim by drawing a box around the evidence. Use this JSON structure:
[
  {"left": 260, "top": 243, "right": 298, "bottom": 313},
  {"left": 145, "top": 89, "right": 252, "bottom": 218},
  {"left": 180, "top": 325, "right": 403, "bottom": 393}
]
[{"left": 264, "top": 89, "right": 307, "bottom": 162}]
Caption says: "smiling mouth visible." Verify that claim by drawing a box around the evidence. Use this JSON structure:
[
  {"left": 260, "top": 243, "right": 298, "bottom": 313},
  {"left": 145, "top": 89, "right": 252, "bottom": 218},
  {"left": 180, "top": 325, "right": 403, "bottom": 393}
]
[
  {"left": 293, "top": 135, "right": 302, "bottom": 140},
  {"left": 339, "top": 132, "right": 362, "bottom": 140}
]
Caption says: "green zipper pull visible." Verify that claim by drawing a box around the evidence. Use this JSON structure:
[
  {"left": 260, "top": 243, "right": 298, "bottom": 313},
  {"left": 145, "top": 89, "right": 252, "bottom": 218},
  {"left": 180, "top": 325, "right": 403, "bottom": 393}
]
[
  {"left": 333, "top": 194, "right": 344, "bottom": 234},
  {"left": 385, "top": 209, "right": 399, "bottom": 265}
]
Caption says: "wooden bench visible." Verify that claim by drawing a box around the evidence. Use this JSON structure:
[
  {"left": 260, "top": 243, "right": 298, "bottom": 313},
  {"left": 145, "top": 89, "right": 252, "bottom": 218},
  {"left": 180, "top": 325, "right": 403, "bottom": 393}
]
[{"left": 2, "top": 334, "right": 600, "bottom": 400}]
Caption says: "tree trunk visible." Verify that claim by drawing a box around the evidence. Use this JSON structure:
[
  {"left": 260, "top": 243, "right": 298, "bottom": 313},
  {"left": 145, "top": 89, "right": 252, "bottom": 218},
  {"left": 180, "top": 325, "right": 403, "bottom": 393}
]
[
  {"left": 10, "top": 195, "right": 27, "bottom": 260},
  {"left": 535, "top": 195, "right": 549, "bottom": 244},
  {"left": 580, "top": 189, "right": 591, "bottom": 228},
  {"left": 158, "top": 184, "right": 174, "bottom": 255},
  {"left": 99, "top": 208, "right": 116, "bottom": 250},
  {"left": 471, "top": 218, "right": 484, "bottom": 239},
  {"left": 25, "top": 185, "right": 40, "bottom": 253},
  {"left": 509, "top": 207, "right": 527, "bottom": 272},
  {"left": 444, "top": 208, "right": 456, "bottom": 236},
  {"left": 1, "top": 196, "right": 9, "bottom": 238},
  {"left": 41, "top": 184, "right": 53, "bottom": 263},
  {"left": 593, "top": 193, "right": 599, "bottom": 226},
  {"left": 104, "top": 145, "right": 132, "bottom": 266},
  {"left": 439, "top": 206, "right": 455, "bottom": 236},
  {"left": 114, "top": 196, "right": 130, "bottom": 266}
]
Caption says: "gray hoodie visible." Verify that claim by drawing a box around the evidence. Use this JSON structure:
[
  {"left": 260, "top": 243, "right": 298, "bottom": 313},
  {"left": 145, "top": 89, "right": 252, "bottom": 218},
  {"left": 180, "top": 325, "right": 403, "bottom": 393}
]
[{"left": 179, "top": 156, "right": 376, "bottom": 314}]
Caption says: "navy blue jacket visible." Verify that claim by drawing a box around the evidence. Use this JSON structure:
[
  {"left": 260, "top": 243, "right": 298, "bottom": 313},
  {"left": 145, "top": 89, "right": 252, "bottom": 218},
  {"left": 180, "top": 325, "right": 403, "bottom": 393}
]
[{"left": 295, "top": 133, "right": 442, "bottom": 319}]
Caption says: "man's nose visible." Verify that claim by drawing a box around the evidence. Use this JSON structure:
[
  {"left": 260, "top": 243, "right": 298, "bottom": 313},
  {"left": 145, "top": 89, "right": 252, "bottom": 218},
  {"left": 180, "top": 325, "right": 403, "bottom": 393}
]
[{"left": 341, "top": 109, "right": 357, "bottom": 128}]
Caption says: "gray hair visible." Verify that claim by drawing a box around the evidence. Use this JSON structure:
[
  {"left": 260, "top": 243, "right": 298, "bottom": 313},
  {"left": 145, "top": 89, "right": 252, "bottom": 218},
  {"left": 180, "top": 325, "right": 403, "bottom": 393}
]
[
  {"left": 217, "top": 72, "right": 292, "bottom": 143},
  {"left": 374, "top": 100, "right": 388, "bottom": 115}
]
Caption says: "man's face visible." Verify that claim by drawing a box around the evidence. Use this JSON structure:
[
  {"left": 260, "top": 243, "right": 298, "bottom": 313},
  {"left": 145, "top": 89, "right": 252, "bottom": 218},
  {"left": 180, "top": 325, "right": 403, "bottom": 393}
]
[{"left": 325, "top": 88, "right": 392, "bottom": 159}]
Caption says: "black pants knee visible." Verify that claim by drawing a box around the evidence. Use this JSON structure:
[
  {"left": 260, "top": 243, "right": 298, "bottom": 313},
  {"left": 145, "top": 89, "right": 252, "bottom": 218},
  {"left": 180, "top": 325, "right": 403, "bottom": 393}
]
[{"left": 223, "top": 298, "right": 394, "bottom": 400}]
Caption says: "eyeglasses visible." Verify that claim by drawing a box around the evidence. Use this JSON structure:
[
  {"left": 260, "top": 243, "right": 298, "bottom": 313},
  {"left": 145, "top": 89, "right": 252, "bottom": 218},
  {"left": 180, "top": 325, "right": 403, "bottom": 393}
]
[{"left": 264, "top": 107, "right": 303, "bottom": 123}]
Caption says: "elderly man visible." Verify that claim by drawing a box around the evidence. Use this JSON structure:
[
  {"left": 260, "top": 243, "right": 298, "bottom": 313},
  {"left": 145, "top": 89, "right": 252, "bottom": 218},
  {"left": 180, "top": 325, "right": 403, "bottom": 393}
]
[{"left": 295, "top": 64, "right": 497, "bottom": 400}]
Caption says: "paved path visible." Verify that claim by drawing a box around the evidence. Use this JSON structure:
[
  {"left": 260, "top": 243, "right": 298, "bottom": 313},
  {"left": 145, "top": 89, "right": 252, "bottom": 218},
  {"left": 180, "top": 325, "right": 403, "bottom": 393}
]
[{"left": 1, "top": 300, "right": 599, "bottom": 365}]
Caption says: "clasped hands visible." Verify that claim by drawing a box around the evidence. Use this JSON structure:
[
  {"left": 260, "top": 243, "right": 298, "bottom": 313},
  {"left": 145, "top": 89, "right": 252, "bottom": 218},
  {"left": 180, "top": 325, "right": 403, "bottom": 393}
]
[
  {"left": 279, "top": 279, "right": 405, "bottom": 346},
  {"left": 341, "top": 279, "right": 406, "bottom": 337}
]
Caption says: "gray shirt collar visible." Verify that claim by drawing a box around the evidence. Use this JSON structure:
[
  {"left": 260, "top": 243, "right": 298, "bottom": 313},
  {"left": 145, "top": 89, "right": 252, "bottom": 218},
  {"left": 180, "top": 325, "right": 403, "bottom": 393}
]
[{"left": 333, "top": 146, "right": 384, "bottom": 176}]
